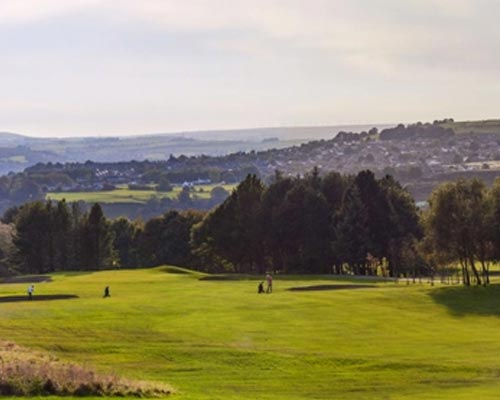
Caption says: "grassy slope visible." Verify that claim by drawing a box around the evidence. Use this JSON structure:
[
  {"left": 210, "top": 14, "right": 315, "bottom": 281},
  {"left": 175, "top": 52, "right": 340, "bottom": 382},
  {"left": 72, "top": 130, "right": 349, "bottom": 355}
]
[
  {"left": 1, "top": 268, "right": 500, "bottom": 399},
  {"left": 441, "top": 119, "right": 500, "bottom": 135},
  {"left": 46, "top": 184, "right": 236, "bottom": 204}
]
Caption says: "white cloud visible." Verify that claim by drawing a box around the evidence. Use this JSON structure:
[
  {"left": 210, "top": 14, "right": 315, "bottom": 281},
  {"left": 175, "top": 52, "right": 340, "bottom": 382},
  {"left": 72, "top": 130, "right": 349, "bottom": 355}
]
[
  {"left": 0, "top": 0, "right": 100, "bottom": 24},
  {"left": 0, "top": 0, "right": 499, "bottom": 135}
]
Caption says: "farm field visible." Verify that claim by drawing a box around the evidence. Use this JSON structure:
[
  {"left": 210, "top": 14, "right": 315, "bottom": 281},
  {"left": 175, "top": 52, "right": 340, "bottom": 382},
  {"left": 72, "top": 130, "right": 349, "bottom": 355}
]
[
  {"left": 1, "top": 268, "right": 500, "bottom": 399},
  {"left": 442, "top": 119, "right": 500, "bottom": 135},
  {"left": 46, "top": 184, "right": 236, "bottom": 204}
]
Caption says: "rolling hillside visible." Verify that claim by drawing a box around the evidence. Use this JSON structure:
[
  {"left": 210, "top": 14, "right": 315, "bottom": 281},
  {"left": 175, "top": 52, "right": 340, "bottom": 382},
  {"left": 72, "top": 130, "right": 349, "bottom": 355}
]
[{"left": 1, "top": 267, "right": 500, "bottom": 399}]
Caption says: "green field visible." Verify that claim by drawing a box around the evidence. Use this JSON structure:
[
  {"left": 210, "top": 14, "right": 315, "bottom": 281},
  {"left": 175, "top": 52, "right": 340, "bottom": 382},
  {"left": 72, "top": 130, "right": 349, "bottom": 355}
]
[
  {"left": 1, "top": 268, "right": 500, "bottom": 399},
  {"left": 442, "top": 119, "right": 500, "bottom": 135},
  {"left": 46, "top": 184, "right": 236, "bottom": 204}
]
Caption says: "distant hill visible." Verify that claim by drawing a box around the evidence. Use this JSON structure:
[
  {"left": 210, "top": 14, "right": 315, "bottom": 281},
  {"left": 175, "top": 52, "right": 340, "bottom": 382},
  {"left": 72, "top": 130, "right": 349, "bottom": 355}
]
[
  {"left": 3, "top": 118, "right": 500, "bottom": 218},
  {"left": 0, "top": 131, "right": 32, "bottom": 146},
  {"left": 0, "top": 124, "right": 392, "bottom": 174},
  {"left": 440, "top": 119, "right": 500, "bottom": 135}
]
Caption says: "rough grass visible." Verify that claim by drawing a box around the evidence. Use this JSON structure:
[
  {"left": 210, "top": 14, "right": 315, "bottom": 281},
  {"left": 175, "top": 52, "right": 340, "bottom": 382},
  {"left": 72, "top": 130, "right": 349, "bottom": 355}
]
[
  {"left": 441, "top": 119, "right": 500, "bottom": 135},
  {"left": 0, "top": 341, "right": 173, "bottom": 397},
  {"left": 1, "top": 268, "right": 500, "bottom": 399}
]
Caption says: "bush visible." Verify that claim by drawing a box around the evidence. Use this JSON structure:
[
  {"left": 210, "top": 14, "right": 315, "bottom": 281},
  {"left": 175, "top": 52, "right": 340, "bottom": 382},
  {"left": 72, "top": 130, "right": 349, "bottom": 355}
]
[{"left": 0, "top": 341, "right": 173, "bottom": 397}]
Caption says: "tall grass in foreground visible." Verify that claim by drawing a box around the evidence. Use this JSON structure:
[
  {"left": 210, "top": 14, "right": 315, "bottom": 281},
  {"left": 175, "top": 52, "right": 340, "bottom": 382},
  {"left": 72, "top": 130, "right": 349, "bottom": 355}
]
[{"left": 0, "top": 341, "right": 172, "bottom": 397}]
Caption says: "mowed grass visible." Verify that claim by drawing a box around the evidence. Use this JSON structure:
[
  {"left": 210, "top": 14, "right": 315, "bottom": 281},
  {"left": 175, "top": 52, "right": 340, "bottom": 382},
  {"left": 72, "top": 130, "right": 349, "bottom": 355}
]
[
  {"left": 2, "top": 268, "right": 500, "bottom": 399},
  {"left": 46, "top": 184, "right": 236, "bottom": 204}
]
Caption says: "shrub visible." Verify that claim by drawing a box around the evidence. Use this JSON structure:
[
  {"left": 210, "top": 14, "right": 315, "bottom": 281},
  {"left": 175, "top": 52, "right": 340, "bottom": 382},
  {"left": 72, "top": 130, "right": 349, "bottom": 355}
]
[{"left": 0, "top": 341, "right": 173, "bottom": 397}]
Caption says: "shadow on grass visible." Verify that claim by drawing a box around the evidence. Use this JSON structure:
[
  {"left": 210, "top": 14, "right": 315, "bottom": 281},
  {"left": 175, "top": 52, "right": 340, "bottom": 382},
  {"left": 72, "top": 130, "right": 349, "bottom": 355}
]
[
  {"left": 288, "top": 284, "right": 376, "bottom": 291},
  {"left": 429, "top": 284, "right": 500, "bottom": 316},
  {"left": 0, "top": 276, "right": 52, "bottom": 284},
  {"left": 199, "top": 274, "right": 394, "bottom": 283},
  {"left": 53, "top": 271, "right": 96, "bottom": 277},
  {"left": 0, "top": 294, "right": 78, "bottom": 303}
]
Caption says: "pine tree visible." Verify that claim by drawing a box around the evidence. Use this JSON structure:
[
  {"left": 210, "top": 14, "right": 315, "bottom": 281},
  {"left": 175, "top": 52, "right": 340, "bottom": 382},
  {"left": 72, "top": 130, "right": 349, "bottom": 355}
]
[
  {"left": 333, "top": 185, "right": 371, "bottom": 274},
  {"left": 82, "top": 203, "right": 115, "bottom": 269}
]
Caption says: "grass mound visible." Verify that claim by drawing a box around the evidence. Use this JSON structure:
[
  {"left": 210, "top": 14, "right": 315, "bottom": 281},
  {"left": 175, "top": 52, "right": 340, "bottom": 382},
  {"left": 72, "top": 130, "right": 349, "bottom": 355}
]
[
  {"left": 0, "top": 341, "right": 173, "bottom": 397},
  {"left": 198, "top": 274, "right": 255, "bottom": 281},
  {"left": 160, "top": 266, "right": 199, "bottom": 275}
]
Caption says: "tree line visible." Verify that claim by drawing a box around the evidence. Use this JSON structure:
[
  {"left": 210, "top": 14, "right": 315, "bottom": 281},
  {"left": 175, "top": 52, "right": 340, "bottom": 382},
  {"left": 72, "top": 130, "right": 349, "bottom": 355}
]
[
  {"left": 420, "top": 178, "right": 500, "bottom": 285},
  {"left": 2, "top": 168, "right": 500, "bottom": 286},
  {"left": 191, "top": 169, "right": 422, "bottom": 276},
  {"left": 1, "top": 201, "right": 204, "bottom": 275}
]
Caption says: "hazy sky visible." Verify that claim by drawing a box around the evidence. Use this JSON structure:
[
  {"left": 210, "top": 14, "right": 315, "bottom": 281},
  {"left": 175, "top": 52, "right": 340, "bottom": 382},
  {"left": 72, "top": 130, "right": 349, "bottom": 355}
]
[{"left": 1, "top": 0, "right": 499, "bottom": 137}]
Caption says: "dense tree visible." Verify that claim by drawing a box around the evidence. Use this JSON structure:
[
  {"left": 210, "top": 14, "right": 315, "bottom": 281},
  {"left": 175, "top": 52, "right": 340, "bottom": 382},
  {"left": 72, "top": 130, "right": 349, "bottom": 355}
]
[
  {"left": 81, "top": 204, "right": 116, "bottom": 270},
  {"left": 53, "top": 200, "right": 72, "bottom": 270},
  {"left": 354, "top": 170, "right": 392, "bottom": 260},
  {"left": 111, "top": 217, "right": 141, "bottom": 268},
  {"left": 259, "top": 175, "right": 295, "bottom": 272},
  {"left": 193, "top": 170, "right": 423, "bottom": 276},
  {"left": 379, "top": 175, "right": 422, "bottom": 277},
  {"left": 210, "top": 186, "right": 230, "bottom": 202},
  {"left": 333, "top": 185, "right": 370, "bottom": 274},
  {"left": 138, "top": 210, "right": 204, "bottom": 268},
  {"left": 192, "top": 174, "right": 264, "bottom": 272},
  {"left": 423, "top": 179, "right": 490, "bottom": 285},
  {"left": 177, "top": 186, "right": 192, "bottom": 205},
  {"left": 0, "top": 222, "right": 14, "bottom": 276},
  {"left": 13, "top": 202, "right": 52, "bottom": 274}
]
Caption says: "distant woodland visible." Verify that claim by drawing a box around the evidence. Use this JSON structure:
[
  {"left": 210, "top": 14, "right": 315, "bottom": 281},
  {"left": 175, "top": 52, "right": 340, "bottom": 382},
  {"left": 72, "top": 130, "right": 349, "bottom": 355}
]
[{"left": 1, "top": 167, "right": 498, "bottom": 286}]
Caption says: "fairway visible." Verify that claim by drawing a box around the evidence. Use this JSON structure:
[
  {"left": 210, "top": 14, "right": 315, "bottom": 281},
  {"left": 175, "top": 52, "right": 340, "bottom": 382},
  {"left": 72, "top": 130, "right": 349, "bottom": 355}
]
[
  {"left": 46, "top": 184, "right": 236, "bottom": 204},
  {"left": 2, "top": 268, "right": 500, "bottom": 399}
]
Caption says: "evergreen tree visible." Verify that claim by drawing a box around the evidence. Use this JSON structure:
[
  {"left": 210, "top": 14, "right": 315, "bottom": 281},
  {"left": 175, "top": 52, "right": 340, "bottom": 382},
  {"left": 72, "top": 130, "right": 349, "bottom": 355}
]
[
  {"left": 53, "top": 199, "right": 71, "bottom": 270},
  {"left": 191, "top": 174, "right": 264, "bottom": 272},
  {"left": 111, "top": 217, "right": 141, "bottom": 268},
  {"left": 82, "top": 203, "right": 115, "bottom": 269},
  {"left": 69, "top": 202, "right": 84, "bottom": 270},
  {"left": 333, "top": 185, "right": 370, "bottom": 274},
  {"left": 13, "top": 201, "right": 52, "bottom": 273}
]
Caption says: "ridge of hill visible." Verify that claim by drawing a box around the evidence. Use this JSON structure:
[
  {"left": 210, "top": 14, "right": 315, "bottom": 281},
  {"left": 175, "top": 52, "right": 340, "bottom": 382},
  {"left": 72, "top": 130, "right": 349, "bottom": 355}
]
[
  {"left": 0, "top": 124, "right": 392, "bottom": 175},
  {"left": 2, "top": 119, "right": 500, "bottom": 218}
]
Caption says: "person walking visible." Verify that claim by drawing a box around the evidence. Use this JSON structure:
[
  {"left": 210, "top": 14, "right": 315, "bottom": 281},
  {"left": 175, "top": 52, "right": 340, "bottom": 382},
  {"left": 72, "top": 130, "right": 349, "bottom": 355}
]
[
  {"left": 103, "top": 286, "right": 110, "bottom": 298},
  {"left": 266, "top": 274, "right": 273, "bottom": 293},
  {"left": 27, "top": 284, "right": 34, "bottom": 300}
]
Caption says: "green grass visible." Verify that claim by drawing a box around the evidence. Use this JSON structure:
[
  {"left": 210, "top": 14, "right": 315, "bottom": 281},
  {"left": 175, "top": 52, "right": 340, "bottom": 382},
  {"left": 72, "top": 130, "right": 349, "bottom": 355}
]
[
  {"left": 46, "top": 184, "right": 236, "bottom": 204},
  {"left": 1, "top": 268, "right": 500, "bottom": 399}
]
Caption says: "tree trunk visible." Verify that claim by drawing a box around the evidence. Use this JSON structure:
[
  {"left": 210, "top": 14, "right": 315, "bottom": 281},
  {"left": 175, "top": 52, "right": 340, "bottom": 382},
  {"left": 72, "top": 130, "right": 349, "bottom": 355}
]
[
  {"left": 468, "top": 255, "right": 482, "bottom": 285},
  {"left": 480, "top": 260, "right": 490, "bottom": 285},
  {"left": 459, "top": 257, "right": 470, "bottom": 286}
]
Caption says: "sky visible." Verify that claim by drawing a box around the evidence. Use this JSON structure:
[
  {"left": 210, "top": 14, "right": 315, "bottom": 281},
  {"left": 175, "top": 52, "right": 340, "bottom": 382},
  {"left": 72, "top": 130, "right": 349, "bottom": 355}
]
[{"left": 0, "top": 0, "right": 499, "bottom": 137}]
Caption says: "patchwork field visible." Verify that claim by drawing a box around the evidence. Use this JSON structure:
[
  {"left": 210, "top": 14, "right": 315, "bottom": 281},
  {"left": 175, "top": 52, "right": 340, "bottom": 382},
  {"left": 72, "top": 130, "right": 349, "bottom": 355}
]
[
  {"left": 1, "top": 268, "right": 500, "bottom": 399},
  {"left": 46, "top": 184, "right": 236, "bottom": 204}
]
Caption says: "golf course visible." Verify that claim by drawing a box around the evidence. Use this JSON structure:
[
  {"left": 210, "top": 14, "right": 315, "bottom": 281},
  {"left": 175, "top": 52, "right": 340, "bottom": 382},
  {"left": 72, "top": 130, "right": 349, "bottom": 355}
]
[{"left": 1, "top": 267, "right": 500, "bottom": 399}]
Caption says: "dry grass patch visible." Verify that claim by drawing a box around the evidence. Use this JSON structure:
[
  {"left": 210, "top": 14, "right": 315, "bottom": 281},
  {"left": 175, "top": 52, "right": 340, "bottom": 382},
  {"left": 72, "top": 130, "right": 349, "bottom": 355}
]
[{"left": 0, "top": 341, "right": 173, "bottom": 397}]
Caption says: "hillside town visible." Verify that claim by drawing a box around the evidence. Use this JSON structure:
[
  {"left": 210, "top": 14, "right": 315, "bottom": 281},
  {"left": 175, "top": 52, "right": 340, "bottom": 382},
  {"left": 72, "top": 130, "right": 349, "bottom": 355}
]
[{"left": 13, "top": 121, "right": 500, "bottom": 203}]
